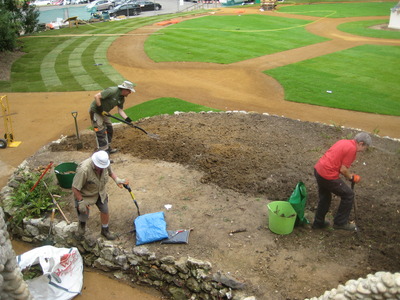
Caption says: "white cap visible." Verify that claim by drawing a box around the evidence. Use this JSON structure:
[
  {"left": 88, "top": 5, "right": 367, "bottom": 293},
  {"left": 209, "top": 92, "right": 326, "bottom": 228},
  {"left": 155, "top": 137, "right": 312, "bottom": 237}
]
[{"left": 92, "top": 150, "right": 110, "bottom": 168}]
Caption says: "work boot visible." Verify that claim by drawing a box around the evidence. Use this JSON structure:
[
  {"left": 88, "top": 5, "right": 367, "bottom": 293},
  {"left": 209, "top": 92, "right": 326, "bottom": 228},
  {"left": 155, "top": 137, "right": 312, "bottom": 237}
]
[
  {"left": 333, "top": 223, "right": 357, "bottom": 231},
  {"left": 312, "top": 220, "right": 330, "bottom": 229},
  {"left": 106, "top": 147, "right": 118, "bottom": 154},
  {"left": 101, "top": 226, "right": 117, "bottom": 240},
  {"left": 74, "top": 222, "right": 86, "bottom": 241}
]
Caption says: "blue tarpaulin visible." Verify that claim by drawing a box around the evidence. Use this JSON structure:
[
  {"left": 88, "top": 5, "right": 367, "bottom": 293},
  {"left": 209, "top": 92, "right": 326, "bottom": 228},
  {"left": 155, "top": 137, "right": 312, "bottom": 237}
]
[{"left": 134, "top": 212, "right": 169, "bottom": 246}]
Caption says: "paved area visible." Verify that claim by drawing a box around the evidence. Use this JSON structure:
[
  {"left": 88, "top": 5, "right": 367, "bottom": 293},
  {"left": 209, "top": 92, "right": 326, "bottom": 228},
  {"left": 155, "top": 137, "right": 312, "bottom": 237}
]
[{"left": 37, "top": 0, "right": 216, "bottom": 23}]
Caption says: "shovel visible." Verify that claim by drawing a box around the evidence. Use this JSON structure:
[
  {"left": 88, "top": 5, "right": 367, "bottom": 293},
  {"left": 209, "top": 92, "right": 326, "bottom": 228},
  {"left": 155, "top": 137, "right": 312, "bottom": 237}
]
[
  {"left": 351, "top": 182, "right": 359, "bottom": 233},
  {"left": 103, "top": 112, "right": 160, "bottom": 140},
  {"left": 71, "top": 111, "right": 83, "bottom": 150},
  {"left": 123, "top": 184, "right": 141, "bottom": 216},
  {"left": 120, "top": 184, "right": 141, "bottom": 236}
]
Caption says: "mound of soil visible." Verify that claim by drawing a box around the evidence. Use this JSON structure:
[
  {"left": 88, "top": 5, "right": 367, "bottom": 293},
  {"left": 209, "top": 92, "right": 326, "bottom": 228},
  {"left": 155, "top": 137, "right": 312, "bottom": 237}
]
[{"left": 38, "top": 111, "right": 399, "bottom": 299}]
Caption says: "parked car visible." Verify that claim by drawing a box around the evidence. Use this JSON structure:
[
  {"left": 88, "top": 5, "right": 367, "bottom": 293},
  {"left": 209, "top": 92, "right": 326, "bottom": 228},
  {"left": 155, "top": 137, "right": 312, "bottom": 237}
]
[
  {"left": 108, "top": 3, "right": 141, "bottom": 17},
  {"left": 68, "top": 0, "right": 88, "bottom": 4},
  {"left": 86, "top": 0, "right": 114, "bottom": 11},
  {"left": 111, "top": 0, "right": 126, "bottom": 6},
  {"left": 131, "top": 1, "right": 161, "bottom": 11},
  {"left": 31, "top": 0, "right": 51, "bottom": 6}
]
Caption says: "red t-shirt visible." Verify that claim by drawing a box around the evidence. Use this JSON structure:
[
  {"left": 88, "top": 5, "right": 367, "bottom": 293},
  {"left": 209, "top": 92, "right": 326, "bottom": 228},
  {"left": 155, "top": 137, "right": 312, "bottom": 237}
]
[{"left": 314, "top": 139, "right": 357, "bottom": 180}]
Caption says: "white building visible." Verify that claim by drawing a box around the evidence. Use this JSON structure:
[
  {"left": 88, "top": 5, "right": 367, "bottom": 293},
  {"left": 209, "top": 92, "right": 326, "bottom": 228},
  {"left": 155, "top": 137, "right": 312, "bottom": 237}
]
[{"left": 388, "top": 1, "right": 400, "bottom": 30}]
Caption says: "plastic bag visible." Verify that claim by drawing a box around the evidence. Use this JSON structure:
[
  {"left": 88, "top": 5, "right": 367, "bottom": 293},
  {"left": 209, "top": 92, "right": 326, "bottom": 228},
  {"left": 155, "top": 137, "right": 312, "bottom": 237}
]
[
  {"left": 288, "top": 182, "right": 310, "bottom": 226},
  {"left": 134, "top": 211, "right": 169, "bottom": 245},
  {"left": 16, "top": 245, "right": 83, "bottom": 300}
]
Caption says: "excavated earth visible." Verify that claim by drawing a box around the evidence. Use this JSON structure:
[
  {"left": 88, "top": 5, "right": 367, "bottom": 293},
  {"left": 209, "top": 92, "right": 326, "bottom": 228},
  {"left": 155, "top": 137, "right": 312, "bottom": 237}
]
[{"left": 36, "top": 111, "right": 400, "bottom": 300}]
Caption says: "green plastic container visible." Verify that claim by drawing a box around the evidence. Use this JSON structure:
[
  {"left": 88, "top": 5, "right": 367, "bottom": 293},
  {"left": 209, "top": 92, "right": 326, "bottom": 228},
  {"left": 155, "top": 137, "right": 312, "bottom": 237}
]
[
  {"left": 267, "top": 201, "right": 297, "bottom": 235},
  {"left": 54, "top": 162, "right": 78, "bottom": 189}
]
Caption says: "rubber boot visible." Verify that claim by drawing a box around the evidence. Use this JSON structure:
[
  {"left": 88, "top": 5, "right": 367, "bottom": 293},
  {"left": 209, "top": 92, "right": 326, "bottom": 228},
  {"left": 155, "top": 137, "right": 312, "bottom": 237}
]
[
  {"left": 101, "top": 226, "right": 117, "bottom": 240},
  {"left": 75, "top": 221, "right": 86, "bottom": 241}
]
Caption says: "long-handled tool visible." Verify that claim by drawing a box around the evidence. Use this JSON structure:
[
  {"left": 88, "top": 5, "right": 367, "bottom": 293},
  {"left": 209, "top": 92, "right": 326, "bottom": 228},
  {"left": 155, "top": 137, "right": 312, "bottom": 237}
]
[
  {"left": 7, "top": 162, "right": 54, "bottom": 224},
  {"left": 42, "top": 205, "right": 56, "bottom": 246},
  {"left": 42, "top": 181, "right": 71, "bottom": 224},
  {"left": 71, "top": 111, "right": 83, "bottom": 150},
  {"left": 25, "top": 161, "right": 54, "bottom": 206},
  {"left": 123, "top": 184, "right": 141, "bottom": 216},
  {"left": 31, "top": 162, "right": 54, "bottom": 192},
  {"left": 103, "top": 112, "right": 160, "bottom": 140},
  {"left": 351, "top": 182, "right": 359, "bottom": 232}
]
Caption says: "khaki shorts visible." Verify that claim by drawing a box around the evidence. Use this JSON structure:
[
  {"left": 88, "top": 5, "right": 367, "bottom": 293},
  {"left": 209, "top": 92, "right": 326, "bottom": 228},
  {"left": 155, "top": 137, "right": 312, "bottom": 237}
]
[{"left": 75, "top": 196, "right": 109, "bottom": 222}]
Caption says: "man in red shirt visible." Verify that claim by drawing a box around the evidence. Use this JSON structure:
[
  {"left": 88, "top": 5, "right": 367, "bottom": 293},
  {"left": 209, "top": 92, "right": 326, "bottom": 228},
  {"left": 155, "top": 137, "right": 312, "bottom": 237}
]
[{"left": 313, "top": 132, "right": 371, "bottom": 231}]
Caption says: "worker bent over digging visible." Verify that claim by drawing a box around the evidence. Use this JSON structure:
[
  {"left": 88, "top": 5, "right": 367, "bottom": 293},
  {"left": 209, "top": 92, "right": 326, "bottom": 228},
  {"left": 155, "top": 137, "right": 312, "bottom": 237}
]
[
  {"left": 89, "top": 80, "right": 136, "bottom": 154},
  {"left": 312, "top": 132, "right": 371, "bottom": 231},
  {"left": 72, "top": 150, "right": 128, "bottom": 240}
]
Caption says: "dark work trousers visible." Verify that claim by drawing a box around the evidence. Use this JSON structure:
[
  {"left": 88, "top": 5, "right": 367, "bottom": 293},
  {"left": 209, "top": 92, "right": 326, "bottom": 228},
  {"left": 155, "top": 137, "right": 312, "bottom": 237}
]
[
  {"left": 314, "top": 169, "right": 354, "bottom": 226},
  {"left": 89, "top": 111, "right": 113, "bottom": 151}
]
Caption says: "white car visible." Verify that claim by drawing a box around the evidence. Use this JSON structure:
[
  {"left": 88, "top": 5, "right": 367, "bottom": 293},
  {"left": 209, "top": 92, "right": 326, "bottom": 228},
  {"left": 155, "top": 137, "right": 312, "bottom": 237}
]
[
  {"left": 31, "top": 0, "right": 52, "bottom": 6},
  {"left": 86, "top": 0, "right": 114, "bottom": 11}
]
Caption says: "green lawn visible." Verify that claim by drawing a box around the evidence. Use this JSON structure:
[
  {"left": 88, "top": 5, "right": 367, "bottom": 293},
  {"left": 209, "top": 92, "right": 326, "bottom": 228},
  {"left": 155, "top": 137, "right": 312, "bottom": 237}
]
[
  {"left": 145, "top": 15, "right": 327, "bottom": 64},
  {"left": 276, "top": 2, "right": 396, "bottom": 18},
  {"left": 116, "top": 98, "right": 221, "bottom": 122},
  {"left": 0, "top": 2, "right": 399, "bottom": 116},
  {"left": 0, "top": 11, "right": 208, "bottom": 92},
  {"left": 338, "top": 19, "right": 400, "bottom": 39},
  {"left": 264, "top": 44, "right": 400, "bottom": 116}
]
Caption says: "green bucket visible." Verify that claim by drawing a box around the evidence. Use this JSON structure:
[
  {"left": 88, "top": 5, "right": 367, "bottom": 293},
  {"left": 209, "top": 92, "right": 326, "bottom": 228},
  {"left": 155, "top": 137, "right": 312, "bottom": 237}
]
[
  {"left": 267, "top": 201, "right": 297, "bottom": 235},
  {"left": 54, "top": 162, "right": 78, "bottom": 189}
]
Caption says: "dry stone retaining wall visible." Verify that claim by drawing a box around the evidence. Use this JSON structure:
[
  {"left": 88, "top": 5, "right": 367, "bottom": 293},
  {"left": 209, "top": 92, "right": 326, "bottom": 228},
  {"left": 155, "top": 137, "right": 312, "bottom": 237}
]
[{"left": 0, "top": 206, "right": 32, "bottom": 300}]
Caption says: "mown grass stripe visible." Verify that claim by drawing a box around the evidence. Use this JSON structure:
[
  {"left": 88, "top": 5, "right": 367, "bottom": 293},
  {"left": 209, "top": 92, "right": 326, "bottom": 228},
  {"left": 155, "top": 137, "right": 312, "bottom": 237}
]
[
  {"left": 94, "top": 36, "right": 125, "bottom": 85},
  {"left": 68, "top": 37, "right": 102, "bottom": 90},
  {"left": 41, "top": 39, "right": 76, "bottom": 88}
]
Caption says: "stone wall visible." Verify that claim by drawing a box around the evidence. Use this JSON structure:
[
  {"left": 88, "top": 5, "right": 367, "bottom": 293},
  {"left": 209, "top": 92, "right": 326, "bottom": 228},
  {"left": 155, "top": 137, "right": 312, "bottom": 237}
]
[
  {"left": 306, "top": 272, "right": 400, "bottom": 300},
  {"left": 0, "top": 206, "right": 32, "bottom": 300}
]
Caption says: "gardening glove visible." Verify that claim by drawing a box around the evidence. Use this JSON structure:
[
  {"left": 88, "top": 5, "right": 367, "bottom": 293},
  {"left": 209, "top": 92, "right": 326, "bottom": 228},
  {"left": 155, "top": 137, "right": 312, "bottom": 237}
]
[
  {"left": 101, "top": 111, "right": 109, "bottom": 117},
  {"left": 125, "top": 117, "right": 133, "bottom": 124},
  {"left": 96, "top": 105, "right": 104, "bottom": 114},
  {"left": 115, "top": 177, "right": 128, "bottom": 188},
  {"left": 78, "top": 200, "right": 89, "bottom": 215},
  {"left": 350, "top": 174, "right": 361, "bottom": 183}
]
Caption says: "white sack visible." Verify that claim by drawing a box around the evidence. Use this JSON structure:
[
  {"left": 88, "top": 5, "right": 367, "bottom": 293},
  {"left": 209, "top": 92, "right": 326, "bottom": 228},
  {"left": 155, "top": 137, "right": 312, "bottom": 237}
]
[{"left": 17, "top": 245, "right": 83, "bottom": 300}]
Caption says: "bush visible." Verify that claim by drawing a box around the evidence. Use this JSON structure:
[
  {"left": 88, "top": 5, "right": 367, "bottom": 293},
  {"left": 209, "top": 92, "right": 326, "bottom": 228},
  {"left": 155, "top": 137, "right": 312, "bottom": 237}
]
[
  {"left": 10, "top": 172, "right": 64, "bottom": 225},
  {"left": 0, "top": 0, "right": 39, "bottom": 51},
  {"left": 0, "top": 10, "right": 18, "bottom": 51},
  {"left": 20, "top": 0, "right": 40, "bottom": 34}
]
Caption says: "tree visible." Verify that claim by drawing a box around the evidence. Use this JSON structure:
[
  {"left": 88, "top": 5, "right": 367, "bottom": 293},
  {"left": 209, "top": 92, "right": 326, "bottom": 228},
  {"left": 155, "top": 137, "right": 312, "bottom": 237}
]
[
  {"left": 0, "top": 0, "right": 39, "bottom": 52},
  {"left": 20, "top": 0, "right": 40, "bottom": 34},
  {"left": 0, "top": 9, "right": 18, "bottom": 51}
]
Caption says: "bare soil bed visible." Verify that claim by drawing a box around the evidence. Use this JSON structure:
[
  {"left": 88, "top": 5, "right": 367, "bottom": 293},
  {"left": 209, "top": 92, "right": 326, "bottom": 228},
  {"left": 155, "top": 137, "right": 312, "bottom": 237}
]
[{"left": 29, "top": 111, "right": 399, "bottom": 300}]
